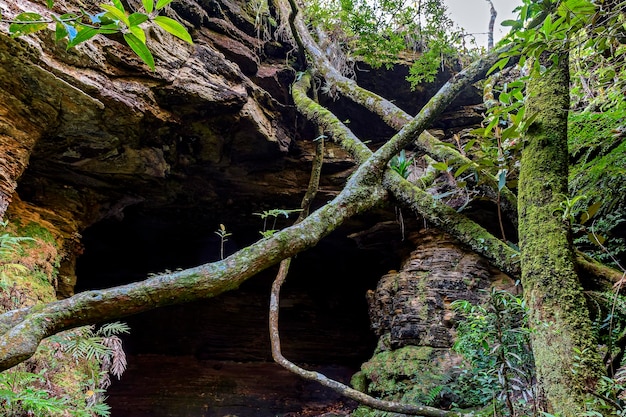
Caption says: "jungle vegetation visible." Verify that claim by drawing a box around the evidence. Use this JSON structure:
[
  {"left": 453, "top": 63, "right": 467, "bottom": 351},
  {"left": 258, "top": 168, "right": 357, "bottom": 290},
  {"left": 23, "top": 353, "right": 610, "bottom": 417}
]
[{"left": 0, "top": 0, "right": 626, "bottom": 415}]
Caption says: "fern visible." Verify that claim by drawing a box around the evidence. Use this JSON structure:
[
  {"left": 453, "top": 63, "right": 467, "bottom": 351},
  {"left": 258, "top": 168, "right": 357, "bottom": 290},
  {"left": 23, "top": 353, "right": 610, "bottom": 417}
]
[{"left": 425, "top": 385, "right": 444, "bottom": 406}]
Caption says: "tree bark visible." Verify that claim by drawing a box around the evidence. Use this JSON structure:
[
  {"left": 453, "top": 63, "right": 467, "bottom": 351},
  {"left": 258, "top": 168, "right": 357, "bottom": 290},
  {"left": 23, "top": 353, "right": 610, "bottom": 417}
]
[{"left": 518, "top": 52, "right": 604, "bottom": 415}]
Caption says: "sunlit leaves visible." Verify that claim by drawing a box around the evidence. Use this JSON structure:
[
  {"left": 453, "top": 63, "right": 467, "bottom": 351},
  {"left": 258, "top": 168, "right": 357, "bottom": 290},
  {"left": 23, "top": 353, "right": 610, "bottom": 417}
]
[
  {"left": 3, "top": 0, "right": 193, "bottom": 72},
  {"left": 124, "top": 32, "right": 155, "bottom": 70},
  {"left": 153, "top": 15, "right": 192, "bottom": 43},
  {"left": 9, "top": 13, "right": 47, "bottom": 37},
  {"left": 142, "top": 0, "right": 154, "bottom": 14},
  {"left": 156, "top": 0, "right": 175, "bottom": 10},
  {"left": 306, "top": 0, "right": 462, "bottom": 80}
]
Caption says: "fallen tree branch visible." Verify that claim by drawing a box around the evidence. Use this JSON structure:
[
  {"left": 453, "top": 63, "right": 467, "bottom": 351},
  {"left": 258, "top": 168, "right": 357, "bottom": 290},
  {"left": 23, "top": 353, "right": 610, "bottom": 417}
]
[{"left": 0, "top": 173, "right": 386, "bottom": 371}]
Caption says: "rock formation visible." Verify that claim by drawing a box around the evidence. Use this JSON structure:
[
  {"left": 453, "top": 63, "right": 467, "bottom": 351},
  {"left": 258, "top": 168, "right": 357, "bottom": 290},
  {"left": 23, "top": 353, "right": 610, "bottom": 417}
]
[{"left": 0, "top": 0, "right": 497, "bottom": 415}]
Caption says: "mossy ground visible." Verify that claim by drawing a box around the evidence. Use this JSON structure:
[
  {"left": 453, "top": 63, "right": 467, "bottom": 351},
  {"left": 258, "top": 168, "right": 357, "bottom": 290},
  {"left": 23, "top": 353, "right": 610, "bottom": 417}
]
[{"left": 0, "top": 220, "right": 112, "bottom": 416}]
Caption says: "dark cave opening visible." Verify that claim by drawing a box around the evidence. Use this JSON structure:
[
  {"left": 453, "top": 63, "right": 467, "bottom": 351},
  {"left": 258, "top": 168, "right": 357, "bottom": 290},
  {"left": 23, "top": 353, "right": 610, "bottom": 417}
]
[{"left": 75, "top": 205, "right": 403, "bottom": 417}]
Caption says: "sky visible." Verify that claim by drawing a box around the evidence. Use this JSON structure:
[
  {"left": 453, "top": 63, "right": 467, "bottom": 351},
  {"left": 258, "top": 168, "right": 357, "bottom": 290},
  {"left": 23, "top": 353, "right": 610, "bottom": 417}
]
[{"left": 445, "top": 0, "right": 523, "bottom": 47}]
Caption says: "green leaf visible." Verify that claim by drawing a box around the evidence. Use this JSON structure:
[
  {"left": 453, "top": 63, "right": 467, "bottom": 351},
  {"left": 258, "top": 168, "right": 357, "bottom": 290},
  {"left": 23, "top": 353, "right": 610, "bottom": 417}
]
[
  {"left": 454, "top": 163, "right": 472, "bottom": 179},
  {"left": 432, "top": 162, "right": 448, "bottom": 172},
  {"left": 129, "top": 12, "right": 149, "bottom": 26},
  {"left": 9, "top": 13, "right": 48, "bottom": 37},
  {"left": 155, "top": 0, "right": 174, "bottom": 10},
  {"left": 97, "top": 23, "right": 120, "bottom": 34},
  {"left": 100, "top": 4, "right": 130, "bottom": 26},
  {"left": 487, "top": 57, "right": 510, "bottom": 76},
  {"left": 111, "top": 0, "right": 125, "bottom": 12},
  {"left": 142, "top": 0, "right": 154, "bottom": 14},
  {"left": 153, "top": 15, "right": 193, "bottom": 43},
  {"left": 129, "top": 25, "right": 146, "bottom": 43},
  {"left": 55, "top": 22, "right": 68, "bottom": 41},
  {"left": 46, "top": 0, "right": 54, "bottom": 7},
  {"left": 123, "top": 32, "right": 155, "bottom": 70},
  {"left": 501, "top": 19, "right": 522, "bottom": 29},
  {"left": 67, "top": 25, "right": 99, "bottom": 48}
]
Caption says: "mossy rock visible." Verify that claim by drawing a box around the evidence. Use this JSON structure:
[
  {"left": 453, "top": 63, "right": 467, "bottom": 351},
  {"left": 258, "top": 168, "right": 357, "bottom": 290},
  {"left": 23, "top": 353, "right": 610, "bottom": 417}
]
[
  {"left": 568, "top": 109, "right": 626, "bottom": 264},
  {"left": 352, "top": 345, "right": 459, "bottom": 415}
]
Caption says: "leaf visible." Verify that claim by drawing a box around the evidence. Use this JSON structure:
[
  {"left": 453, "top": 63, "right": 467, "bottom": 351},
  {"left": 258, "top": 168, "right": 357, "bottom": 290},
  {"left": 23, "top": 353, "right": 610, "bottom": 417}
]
[
  {"left": 129, "top": 12, "right": 149, "bottom": 26},
  {"left": 488, "top": 57, "right": 510, "bottom": 75},
  {"left": 156, "top": 0, "right": 174, "bottom": 9},
  {"left": 9, "top": 13, "right": 48, "bottom": 37},
  {"left": 431, "top": 162, "right": 448, "bottom": 172},
  {"left": 454, "top": 163, "right": 472, "bottom": 179},
  {"left": 588, "top": 233, "right": 606, "bottom": 247},
  {"left": 111, "top": 0, "right": 125, "bottom": 12},
  {"left": 580, "top": 201, "right": 602, "bottom": 224},
  {"left": 100, "top": 4, "right": 130, "bottom": 26},
  {"left": 501, "top": 19, "right": 521, "bottom": 28},
  {"left": 54, "top": 22, "right": 68, "bottom": 42},
  {"left": 153, "top": 16, "right": 193, "bottom": 44},
  {"left": 497, "top": 169, "right": 507, "bottom": 191},
  {"left": 46, "top": 0, "right": 55, "bottom": 7},
  {"left": 123, "top": 32, "right": 155, "bottom": 70},
  {"left": 142, "top": 0, "right": 154, "bottom": 14},
  {"left": 129, "top": 25, "right": 147, "bottom": 43},
  {"left": 97, "top": 23, "right": 120, "bottom": 34},
  {"left": 67, "top": 25, "right": 99, "bottom": 48}
]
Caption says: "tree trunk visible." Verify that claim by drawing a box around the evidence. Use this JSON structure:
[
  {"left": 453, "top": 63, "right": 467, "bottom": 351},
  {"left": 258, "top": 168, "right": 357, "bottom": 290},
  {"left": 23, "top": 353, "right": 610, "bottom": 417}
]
[{"left": 518, "top": 52, "right": 603, "bottom": 415}]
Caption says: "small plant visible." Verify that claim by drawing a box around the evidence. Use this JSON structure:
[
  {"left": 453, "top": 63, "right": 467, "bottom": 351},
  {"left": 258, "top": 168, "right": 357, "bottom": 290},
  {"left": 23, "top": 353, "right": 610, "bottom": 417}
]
[
  {"left": 390, "top": 150, "right": 414, "bottom": 179},
  {"left": 58, "top": 322, "right": 129, "bottom": 382},
  {"left": 254, "top": 208, "right": 302, "bottom": 238},
  {"left": 0, "top": 370, "right": 67, "bottom": 416},
  {"left": 214, "top": 224, "right": 232, "bottom": 260}
]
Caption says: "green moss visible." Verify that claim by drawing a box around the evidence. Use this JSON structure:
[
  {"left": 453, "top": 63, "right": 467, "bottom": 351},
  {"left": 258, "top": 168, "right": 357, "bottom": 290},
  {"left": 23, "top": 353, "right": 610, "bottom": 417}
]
[
  {"left": 16, "top": 221, "right": 57, "bottom": 245},
  {"left": 568, "top": 110, "right": 626, "bottom": 265},
  {"left": 569, "top": 110, "right": 626, "bottom": 214},
  {"left": 354, "top": 346, "right": 453, "bottom": 416}
]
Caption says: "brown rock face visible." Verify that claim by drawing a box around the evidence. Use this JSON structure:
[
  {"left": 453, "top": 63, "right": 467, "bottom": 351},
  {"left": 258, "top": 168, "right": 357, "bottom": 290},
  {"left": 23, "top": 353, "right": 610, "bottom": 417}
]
[
  {"left": 368, "top": 229, "right": 510, "bottom": 350},
  {"left": 0, "top": 0, "right": 487, "bottom": 415}
]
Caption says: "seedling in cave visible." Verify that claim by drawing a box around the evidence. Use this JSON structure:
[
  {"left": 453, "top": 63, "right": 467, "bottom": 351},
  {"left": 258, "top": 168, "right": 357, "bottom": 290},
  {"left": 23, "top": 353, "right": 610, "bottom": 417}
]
[
  {"left": 214, "top": 224, "right": 231, "bottom": 260},
  {"left": 254, "top": 209, "right": 302, "bottom": 238}
]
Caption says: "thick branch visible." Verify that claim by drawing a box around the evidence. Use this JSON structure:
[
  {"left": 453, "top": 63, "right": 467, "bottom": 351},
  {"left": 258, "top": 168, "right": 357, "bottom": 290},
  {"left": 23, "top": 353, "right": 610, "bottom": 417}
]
[
  {"left": 384, "top": 170, "right": 521, "bottom": 277},
  {"left": 281, "top": 0, "right": 518, "bottom": 226},
  {"left": 0, "top": 177, "right": 386, "bottom": 370}
]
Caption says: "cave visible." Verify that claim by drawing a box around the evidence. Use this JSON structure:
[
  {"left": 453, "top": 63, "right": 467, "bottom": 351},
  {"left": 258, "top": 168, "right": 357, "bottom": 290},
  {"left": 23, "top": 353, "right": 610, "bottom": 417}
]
[{"left": 75, "top": 204, "right": 411, "bottom": 416}]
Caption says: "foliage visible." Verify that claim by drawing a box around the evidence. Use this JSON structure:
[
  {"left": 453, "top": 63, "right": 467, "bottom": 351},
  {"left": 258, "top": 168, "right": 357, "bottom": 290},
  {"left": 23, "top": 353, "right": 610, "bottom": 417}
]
[
  {"left": 496, "top": 0, "right": 625, "bottom": 111},
  {"left": 0, "top": 319, "right": 129, "bottom": 417},
  {"left": 214, "top": 223, "right": 232, "bottom": 260},
  {"left": 568, "top": 110, "right": 626, "bottom": 266},
  {"left": 389, "top": 150, "right": 413, "bottom": 179},
  {"left": 304, "top": 0, "right": 466, "bottom": 84},
  {"left": 0, "top": 0, "right": 193, "bottom": 70},
  {"left": 254, "top": 208, "right": 302, "bottom": 238},
  {"left": 451, "top": 288, "right": 536, "bottom": 415}
]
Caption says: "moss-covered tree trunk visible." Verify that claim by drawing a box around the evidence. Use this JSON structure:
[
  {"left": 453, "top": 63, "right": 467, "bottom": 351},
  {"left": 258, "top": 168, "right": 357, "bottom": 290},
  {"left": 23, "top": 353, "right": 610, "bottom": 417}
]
[{"left": 518, "top": 52, "right": 603, "bottom": 415}]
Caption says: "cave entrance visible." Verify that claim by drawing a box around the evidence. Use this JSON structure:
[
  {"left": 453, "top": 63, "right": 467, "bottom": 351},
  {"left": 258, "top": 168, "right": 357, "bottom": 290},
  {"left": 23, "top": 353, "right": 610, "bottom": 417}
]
[{"left": 75, "top": 205, "right": 400, "bottom": 417}]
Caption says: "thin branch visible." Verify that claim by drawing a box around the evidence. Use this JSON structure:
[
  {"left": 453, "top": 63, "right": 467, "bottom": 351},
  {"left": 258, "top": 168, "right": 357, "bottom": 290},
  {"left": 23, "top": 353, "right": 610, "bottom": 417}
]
[{"left": 486, "top": 0, "right": 497, "bottom": 51}]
